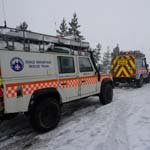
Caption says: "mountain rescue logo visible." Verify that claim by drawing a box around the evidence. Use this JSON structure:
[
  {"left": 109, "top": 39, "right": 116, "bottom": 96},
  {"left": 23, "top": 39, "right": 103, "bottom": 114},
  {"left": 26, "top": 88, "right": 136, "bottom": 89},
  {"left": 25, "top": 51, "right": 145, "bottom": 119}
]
[{"left": 10, "top": 57, "right": 24, "bottom": 72}]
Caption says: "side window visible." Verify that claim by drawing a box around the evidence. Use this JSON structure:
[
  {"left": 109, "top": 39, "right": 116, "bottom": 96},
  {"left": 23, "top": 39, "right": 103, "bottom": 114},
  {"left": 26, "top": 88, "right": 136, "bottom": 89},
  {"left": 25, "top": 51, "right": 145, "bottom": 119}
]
[
  {"left": 79, "top": 57, "right": 93, "bottom": 72},
  {"left": 58, "top": 56, "right": 75, "bottom": 73},
  {"left": 142, "top": 59, "right": 145, "bottom": 67},
  {"left": 136, "top": 59, "right": 143, "bottom": 68}
]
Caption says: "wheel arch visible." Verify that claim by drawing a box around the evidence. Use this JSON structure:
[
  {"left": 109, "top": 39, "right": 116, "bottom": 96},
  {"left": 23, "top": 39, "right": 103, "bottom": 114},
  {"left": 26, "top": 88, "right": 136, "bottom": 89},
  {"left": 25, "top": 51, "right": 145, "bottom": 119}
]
[
  {"left": 28, "top": 87, "right": 62, "bottom": 113},
  {"left": 136, "top": 73, "right": 142, "bottom": 80}
]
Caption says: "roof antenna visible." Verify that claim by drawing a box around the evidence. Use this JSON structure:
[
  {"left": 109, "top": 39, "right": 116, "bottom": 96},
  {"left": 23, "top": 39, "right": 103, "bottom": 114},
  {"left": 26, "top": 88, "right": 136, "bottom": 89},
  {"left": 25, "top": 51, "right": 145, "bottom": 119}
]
[
  {"left": 2, "top": 0, "right": 7, "bottom": 27},
  {"left": 53, "top": 17, "right": 57, "bottom": 35}
]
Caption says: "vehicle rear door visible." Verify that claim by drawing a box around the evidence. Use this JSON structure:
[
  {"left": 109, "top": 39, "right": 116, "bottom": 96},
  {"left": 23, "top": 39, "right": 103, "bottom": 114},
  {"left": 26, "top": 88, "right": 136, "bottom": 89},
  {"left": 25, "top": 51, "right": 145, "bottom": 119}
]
[{"left": 57, "top": 55, "right": 79, "bottom": 101}]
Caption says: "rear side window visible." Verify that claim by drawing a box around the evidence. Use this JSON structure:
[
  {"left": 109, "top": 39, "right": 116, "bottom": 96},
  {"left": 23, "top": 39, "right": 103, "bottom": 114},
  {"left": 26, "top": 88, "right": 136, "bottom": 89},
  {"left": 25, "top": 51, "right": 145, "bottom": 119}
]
[
  {"left": 58, "top": 56, "right": 75, "bottom": 73},
  {"left": 79, "top": 57, "right": 93, "bottom": 72}
]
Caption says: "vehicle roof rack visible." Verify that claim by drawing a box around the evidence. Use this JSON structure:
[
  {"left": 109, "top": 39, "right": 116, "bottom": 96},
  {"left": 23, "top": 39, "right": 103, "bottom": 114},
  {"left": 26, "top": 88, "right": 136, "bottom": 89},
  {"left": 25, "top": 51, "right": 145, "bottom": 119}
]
[{"left": 0, "top": 26, "right": 90, "bottom": 54}]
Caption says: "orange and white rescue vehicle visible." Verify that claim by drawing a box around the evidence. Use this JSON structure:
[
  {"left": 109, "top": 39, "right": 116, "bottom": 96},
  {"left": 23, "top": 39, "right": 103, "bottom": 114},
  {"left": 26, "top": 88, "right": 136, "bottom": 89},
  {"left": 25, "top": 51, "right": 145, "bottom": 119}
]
[
  {"left": 111, "top": 50, "right": 150, "bottom": 87},
  {"left": 0, "top": 26, "right": 113, "bottom": 132}
]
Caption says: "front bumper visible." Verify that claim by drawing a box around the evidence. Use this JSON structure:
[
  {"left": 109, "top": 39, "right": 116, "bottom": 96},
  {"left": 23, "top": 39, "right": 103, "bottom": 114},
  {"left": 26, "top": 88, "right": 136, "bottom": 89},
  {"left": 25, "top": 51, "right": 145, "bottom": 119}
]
[{"left": 113, "top": 77, "right": 136, "bottom": 83}]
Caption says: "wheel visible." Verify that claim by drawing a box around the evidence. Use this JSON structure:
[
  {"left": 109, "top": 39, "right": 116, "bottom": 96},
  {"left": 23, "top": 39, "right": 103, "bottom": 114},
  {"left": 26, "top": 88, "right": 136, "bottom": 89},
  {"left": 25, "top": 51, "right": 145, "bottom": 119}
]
[
  {"left": 100, "top": 83, "right": 113, "bottom": 105},
  {"left": 136, "top": 76, "right": 143, "bottom": 88},
  {"left": 145, "top": 74, "right": 150, "bottom": 83},
  {"left": 30, "top": 97, "right": 61, "bottom": 133},
  {"left": 114, "top": 82, "right": 119, "bottom": 87}
]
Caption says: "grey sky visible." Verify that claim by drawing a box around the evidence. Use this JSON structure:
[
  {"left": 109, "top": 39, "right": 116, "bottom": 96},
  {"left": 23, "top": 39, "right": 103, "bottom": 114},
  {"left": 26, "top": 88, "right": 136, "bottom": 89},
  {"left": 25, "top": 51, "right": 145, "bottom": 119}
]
[{"left": 0, "top": 0, "right": 150, "bottom": 62}]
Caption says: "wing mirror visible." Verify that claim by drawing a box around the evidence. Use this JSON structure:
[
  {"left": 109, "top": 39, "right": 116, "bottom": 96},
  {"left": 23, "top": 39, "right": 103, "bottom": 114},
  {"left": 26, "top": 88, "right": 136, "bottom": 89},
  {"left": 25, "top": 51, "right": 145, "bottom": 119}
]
[{"left": 97, "top": 64, "right": 101, "bottom": 72}]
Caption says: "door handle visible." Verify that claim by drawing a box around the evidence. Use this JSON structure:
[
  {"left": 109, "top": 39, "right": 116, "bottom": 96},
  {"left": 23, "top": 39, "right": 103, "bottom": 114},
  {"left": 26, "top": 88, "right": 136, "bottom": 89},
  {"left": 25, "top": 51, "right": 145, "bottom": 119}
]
[
  {"left": 61, "top": 82, "right": 67, "bottom": 86},
  {"left": 81, "top": 80, "right": 86, "bottom": 83}
]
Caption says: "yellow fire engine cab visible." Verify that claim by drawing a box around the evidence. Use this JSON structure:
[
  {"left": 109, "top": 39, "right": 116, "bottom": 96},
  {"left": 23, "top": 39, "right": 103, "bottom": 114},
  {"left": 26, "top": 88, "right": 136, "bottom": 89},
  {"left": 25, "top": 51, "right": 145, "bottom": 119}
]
[{"left": 111, "top": 50, "right": 150, "bottom": 87}]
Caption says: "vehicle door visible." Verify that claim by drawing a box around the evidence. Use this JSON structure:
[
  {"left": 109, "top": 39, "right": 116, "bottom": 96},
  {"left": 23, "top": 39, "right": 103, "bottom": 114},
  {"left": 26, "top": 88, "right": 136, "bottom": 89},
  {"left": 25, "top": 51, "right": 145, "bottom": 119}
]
[
  {"left": 57, "top": 55, "right": 79, "bottom": 102},
  {"left": 78, "top": 56, "right": 97, "bottom": 96},
  {"left": 142, "top": 58, "right": 149, "bottom": 78}
]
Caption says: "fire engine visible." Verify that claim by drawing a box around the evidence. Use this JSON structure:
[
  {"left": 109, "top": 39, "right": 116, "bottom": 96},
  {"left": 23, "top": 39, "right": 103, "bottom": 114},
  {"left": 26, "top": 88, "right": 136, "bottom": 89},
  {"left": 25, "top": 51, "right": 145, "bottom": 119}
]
[
  {"left": 111, "top": 50, "right": 150, "bottom": 87},
  {"left": 0, "top": 26, "right": 113, "bottom": 132}
]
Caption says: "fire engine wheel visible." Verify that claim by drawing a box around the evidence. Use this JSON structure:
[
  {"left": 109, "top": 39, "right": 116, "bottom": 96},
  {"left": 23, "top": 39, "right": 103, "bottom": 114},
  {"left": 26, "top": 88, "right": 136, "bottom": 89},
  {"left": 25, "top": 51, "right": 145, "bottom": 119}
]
[
  {"left": 145, "top": 74, "right": 150, "bottom": 83},
  {"left": 114, "top": 82, "right": 119, "bottom": 87},
  {"left": 30, "top": 98, "right": 61, "bottom": 133},
  {"left": 136, "top": 76, "right": 143, "bottom": 88},
  {"left": 100, "top": 83, "right": 113, "bottom": 105}
]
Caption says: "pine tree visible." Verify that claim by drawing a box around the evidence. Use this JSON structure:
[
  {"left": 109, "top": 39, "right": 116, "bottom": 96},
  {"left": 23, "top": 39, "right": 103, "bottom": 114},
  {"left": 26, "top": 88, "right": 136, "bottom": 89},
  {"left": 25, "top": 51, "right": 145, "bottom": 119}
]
[
  {"left": 68, "top": 13, "right": 83, "bottom": 40},
  {"left": 93, "top": 43, "right": 102, "bottom": 63},
  {"left": 101, "top": 46, "right": 111, "bottom": 73},
  {"left": 112, "top": 44, "right": 120, "bottom": 56},
  {"left": 16, "top": 21, "right": 28, "bottom": 31},
  {"left": 56, "top": 18, "right": 68, "bottom": 36}
]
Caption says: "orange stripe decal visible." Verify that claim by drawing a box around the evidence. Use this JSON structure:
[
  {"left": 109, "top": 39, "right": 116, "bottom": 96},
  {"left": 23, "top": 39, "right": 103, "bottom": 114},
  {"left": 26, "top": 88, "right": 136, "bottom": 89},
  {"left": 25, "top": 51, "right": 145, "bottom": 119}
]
[{"left": 6, "top": 76, "right": 98, "bottom": 98}]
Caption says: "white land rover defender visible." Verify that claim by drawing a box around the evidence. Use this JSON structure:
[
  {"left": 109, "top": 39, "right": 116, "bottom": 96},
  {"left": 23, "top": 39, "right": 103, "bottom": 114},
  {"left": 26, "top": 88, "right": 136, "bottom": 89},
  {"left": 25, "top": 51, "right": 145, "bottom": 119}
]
[{"left": 0, "top": 26, "right": 113, "bottom": 132}]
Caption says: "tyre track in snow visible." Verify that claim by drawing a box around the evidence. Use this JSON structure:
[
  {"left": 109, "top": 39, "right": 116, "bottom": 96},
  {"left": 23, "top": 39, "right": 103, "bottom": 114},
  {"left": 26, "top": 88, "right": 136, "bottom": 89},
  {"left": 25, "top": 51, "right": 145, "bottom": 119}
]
[
  {"left": 0, "top": 115, "right": 36, "bottom": 150},
  {"left": 28, "top": 84, "right": 148, "bottom": 150},
  {"left": 0, "top": 98, "right": 101, "bottom": 150},
  {"left": 125, "top": 84, "right": 150, "bottom": 150},
  {"left": 102, "top": 83, "right": 150, "bottom": 150},
  {"left": 27, "top": 88, "right": 130, "bottom": 150},
  {"left": 1, "top": 84, "right": 150, "bottom": 150},
  {"left": 99, "top": 87, "right": 131, "bottom": 150}
]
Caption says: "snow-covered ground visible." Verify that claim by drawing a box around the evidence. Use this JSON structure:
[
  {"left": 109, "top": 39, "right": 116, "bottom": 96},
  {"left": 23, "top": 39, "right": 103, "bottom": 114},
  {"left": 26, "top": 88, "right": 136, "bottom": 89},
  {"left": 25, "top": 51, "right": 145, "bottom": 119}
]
[{"left": 0, "top": 83, "right": 150, "bottom": 150}]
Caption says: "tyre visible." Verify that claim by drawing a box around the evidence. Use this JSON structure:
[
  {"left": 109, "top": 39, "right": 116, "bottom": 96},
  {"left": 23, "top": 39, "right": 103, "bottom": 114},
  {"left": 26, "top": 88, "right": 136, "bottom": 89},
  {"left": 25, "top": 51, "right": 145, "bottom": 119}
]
[
  {"left": 136, "top": 76, "right": 143, "bottom": 88},
  {"left": 100, "top": 83, "right": 113, "bottom": 105},
  {"left": 30, "top": 97, "right": 61, "bottom": 133},
  {"left": 145, "top": 74, "right": 150, "bottom": 83},
  {"left": 114, "top": 82, "right": 119, "bottom": 87}
]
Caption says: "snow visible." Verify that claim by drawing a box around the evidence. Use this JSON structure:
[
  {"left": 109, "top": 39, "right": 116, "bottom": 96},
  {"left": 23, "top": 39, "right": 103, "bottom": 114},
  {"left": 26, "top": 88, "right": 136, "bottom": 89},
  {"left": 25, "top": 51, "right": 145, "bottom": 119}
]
[{"left": 0, "top": 83, "right": 150, "bottom": 150}]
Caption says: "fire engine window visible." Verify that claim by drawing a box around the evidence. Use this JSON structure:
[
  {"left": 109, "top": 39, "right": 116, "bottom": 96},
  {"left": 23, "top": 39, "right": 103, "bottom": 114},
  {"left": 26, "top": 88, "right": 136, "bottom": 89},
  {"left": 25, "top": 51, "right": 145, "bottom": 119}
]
[
  {"left": 135, "top": 59, "right": 143, "bottom": 68},
  {"left": 142, "top": 59, "right": 145, "bottom": 67},
  {"left": 79, "top": 57, "right": 93, "bottom": 72},
  {"left": 58, "top": 56, "right": 75, "bottom": 73}
]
